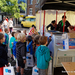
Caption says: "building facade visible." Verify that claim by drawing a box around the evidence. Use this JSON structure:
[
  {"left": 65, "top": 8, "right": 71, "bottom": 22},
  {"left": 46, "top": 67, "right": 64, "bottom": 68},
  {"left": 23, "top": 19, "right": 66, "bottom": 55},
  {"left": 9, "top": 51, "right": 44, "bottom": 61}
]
[
  {"left": 27, "top": 0, "right": 39, "bottom": 16},
  {"left": 18, "top": 0, "right": 27, "bottom": 15}
]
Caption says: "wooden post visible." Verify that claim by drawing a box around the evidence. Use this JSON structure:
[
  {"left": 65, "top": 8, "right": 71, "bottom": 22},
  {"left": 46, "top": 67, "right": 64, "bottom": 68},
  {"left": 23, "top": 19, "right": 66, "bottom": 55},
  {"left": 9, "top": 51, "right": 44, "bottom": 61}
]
[{"left": 43, "top": 10, "right": 45, "bottom": 36}]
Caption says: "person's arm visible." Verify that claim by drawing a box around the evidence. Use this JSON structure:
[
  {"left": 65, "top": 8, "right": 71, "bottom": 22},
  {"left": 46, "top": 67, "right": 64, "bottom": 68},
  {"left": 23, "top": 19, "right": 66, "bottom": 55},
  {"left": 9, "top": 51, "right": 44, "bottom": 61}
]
[
  {"left": 0, "top": 49, "right": 8, "bottom": 65},
  {"left": 13, "top": 42, "right": 16, "bottom": 58},
  {"left": 6, "top": 35, "right": 9, "bottom": 45},
  {"left": 27, "top": 44, "right": 30, "bottom": 52},
  {"left": 45, "top": 49, "right": 52, "bottom": 62},
  {"left": 66, "top": 21, "right": 74, "bottom": 30},
  {"left": 69, "top": 26, "right": 74, "bottom": 30},
  {"left": 21, "top": 46, "right": 26, "bottom": 63},
  {"left": 46, "top": 24, "right": 51, "bottom": 30},
  {"left": 3, "top": 35, "right": 7, "bottom": 45},
  {"left": 35, "top": 49, "right": 37, "bottom": 58},
  {"left": 12, "top": 21, "right": 13, "bottom": 26},
  {"left": 27, "top": 41, "right": 33, "bottom": 52}
]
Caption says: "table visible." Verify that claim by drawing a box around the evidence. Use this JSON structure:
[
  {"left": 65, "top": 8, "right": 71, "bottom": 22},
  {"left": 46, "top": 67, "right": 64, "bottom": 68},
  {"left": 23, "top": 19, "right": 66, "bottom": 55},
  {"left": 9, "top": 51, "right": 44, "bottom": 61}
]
[{"left": 62, "top": 62, "right": 75, "bottom": 75}]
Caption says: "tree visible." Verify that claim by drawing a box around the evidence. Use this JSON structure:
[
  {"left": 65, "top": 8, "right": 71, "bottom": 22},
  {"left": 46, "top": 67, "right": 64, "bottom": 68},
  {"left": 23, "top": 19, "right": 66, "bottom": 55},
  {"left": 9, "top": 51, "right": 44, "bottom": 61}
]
[{"left": 0, "top": 0, "right": 27, "bottom": 18}]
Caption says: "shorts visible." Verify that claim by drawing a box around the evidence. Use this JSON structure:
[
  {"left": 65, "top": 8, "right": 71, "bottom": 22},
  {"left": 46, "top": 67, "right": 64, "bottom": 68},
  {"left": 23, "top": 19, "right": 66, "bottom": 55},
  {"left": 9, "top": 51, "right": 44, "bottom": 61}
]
[
  {"left": 39, "top": 69, "right": 48, "bottom": 75},
  {"left": 17, "top": 60, "right": 25, "bottom": 68}
]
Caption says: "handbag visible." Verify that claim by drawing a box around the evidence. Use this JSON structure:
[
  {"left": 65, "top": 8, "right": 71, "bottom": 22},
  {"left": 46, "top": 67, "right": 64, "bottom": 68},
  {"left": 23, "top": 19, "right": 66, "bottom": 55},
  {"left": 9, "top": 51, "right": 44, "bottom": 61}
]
[
  {"left": 3, "top": 63, "right": 15, "bottom": 75},
  {"left": 32, "top": 66, "right": 38, "bottom": 75},
  {"left": 26, "top": 53, "right": 34, "bottom": 67}
]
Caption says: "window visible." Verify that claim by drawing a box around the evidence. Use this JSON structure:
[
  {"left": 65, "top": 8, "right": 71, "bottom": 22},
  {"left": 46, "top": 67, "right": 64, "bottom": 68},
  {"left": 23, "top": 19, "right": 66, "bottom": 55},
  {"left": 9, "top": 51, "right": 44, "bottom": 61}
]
[
  {"left": 30, "top": 0, "right": 33, "bottom": 4},
  {"left": 30, "top": 18, "right": 36, "bottom": 22},
  {"left": 26, "top": 18, "right": 30, "bottom": 21},
  {"left": 24, "top": 18, "right": 26, "bottom": 21},
  {"left": 29, "top": 8, "right": 33, "bottom": 15},
  {"left": 0, "top": 15, "right": 2, "bottom": 22},
  {"left": 36, "top": 0, "right": 39, "bottom": 4}
]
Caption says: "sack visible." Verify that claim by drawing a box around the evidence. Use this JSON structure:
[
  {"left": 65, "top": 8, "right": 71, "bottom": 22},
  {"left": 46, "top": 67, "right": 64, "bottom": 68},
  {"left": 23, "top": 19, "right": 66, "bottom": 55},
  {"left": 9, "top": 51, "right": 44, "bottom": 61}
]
[
  {"left": 3, "top": 64, "right": 15, "bottom": 75},
  {"left": 48, "top": 60, "right": 52, "bottom": 75},
  {"left": 32, "top": 66, "right": 38, "bottom": 75},
  {"left": 26, "top": 53, "right": 34, "bottom": 67},
  {"left": 0, "top": 67, "right": 4, "bottom": 75}
]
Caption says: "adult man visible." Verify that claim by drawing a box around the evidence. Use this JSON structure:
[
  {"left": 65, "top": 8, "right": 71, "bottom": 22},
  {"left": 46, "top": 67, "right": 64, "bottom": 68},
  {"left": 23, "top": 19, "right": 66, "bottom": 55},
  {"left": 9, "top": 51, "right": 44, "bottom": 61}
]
[
  {"left": 46, "top": 20, "right": 56, "bottom": 31},
  {"left": 8, "top": 18, "right": 13, "bottom": 33},
  {"left": 3, "top": 17, "right": 8, "bottom": 28},
  {"left": 57, "top": 15, "right": 73, "bottom": 32}
]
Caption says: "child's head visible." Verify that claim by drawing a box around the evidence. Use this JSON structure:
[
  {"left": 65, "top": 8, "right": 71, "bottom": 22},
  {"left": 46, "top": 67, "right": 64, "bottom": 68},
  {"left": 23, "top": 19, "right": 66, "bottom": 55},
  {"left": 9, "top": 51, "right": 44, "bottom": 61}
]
[
  {"left": 31, "top": 34, "right": 37, "bottom": 40},
  {"left": 4, "top": 28, "right": 9, "bottom": 33},
  {"left": 27, "top": 36, "right": 32, "bottom": 43},
  {"left": 34, "top": 35, "right": 40, "bottom": 45},
  {"left": 17, "top": 30, "right": 21, "bottom": 33},
  {"left": 49, "top": 36, "right": 51, "bottom": 40},
  {"left": 11, "top": 32, "right": 15, "bottom": 37},
  {"left": 0, "top": 33, "right": 5, "bottom": 44},
  {"left": 23, "top": 30, "right": 26, "bottom": 34},
  {"left": 14, "top": 32, "right": 19, "bottom": 40},
  {"left": 39, "top": 36, "right": 48, "bottom": 45},
  {"left": 17, "top": 33, "right": 26, "bottom": 42}
]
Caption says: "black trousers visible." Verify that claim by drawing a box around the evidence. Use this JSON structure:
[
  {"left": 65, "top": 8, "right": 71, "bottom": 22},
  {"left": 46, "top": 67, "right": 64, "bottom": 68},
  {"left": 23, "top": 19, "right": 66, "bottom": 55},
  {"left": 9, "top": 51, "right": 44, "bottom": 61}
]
[{"left": 9, "top": 27, "right": 12, "bottom": 33}]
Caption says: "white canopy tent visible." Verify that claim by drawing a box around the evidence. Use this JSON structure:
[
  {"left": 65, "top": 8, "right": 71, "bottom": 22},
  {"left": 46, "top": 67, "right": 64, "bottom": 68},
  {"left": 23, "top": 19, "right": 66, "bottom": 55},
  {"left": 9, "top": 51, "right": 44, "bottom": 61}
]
[{"left": 36, "top": 10, "right": 75, "bottom": 32}]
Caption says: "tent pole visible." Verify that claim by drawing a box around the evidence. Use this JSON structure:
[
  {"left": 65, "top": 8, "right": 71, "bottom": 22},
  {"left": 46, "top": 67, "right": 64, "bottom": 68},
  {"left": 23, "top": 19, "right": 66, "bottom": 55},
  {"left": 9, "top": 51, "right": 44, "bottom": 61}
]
[
  {"left": 56, "top": 11, "right": 58, "bottom": 30},
  {"left": 39, "top": 11, "right": 42, "bottom": 35},
  {"left": 43, "top": 10, "right": 45, "bottom": 36},
  {"left": 63, "top": 12, "right": 66, "bottom": 33}
]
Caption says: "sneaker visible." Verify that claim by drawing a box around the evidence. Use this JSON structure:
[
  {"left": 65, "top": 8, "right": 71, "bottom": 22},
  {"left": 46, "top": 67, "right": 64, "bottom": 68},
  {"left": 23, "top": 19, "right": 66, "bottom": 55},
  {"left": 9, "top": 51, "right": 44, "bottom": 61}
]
[{"left": 16, "top": 72, "right": 21, "bottom": 75}]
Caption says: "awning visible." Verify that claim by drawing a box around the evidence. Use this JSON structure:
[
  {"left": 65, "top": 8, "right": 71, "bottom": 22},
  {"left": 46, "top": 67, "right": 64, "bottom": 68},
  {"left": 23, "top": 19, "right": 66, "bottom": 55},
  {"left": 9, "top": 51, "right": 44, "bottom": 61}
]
[{"left": 36, "top": 0, "right": 75, "bottom": 12}]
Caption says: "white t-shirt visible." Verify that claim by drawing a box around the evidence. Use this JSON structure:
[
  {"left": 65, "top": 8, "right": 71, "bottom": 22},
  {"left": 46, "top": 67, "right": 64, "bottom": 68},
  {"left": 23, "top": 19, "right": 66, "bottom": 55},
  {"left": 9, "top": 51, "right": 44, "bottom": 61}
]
[
  {"left": 3, "top": 20, "right": 8, "bottom": 26},
  {"left": 8, "top": 20, "right": 13, "bottom": 27}
]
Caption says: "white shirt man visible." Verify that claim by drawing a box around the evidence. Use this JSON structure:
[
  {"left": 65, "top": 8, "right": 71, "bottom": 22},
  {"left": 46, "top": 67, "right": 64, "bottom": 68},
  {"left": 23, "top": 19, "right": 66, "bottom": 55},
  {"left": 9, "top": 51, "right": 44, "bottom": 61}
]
[
  {"left": 8, "top": 19, "right": 13, "bottom": 28},
  {"left": 3, "top": 20, "right": 8, "bottom": 28},
  {"left": 8, "top": 18, "right": 13, "bottom": 33}
]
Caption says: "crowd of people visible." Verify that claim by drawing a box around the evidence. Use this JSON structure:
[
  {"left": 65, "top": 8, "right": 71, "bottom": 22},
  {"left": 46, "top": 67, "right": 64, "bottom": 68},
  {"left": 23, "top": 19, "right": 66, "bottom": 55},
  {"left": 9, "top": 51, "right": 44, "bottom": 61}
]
[
  {"left": 1, "top": 15, "right": 72, "bottom": 75},
  {"left": 0, "top": 25, "right": 52, "bottom": 75},
  {"left": 1, "top": 17, "right": 13, "bottom": 33}
]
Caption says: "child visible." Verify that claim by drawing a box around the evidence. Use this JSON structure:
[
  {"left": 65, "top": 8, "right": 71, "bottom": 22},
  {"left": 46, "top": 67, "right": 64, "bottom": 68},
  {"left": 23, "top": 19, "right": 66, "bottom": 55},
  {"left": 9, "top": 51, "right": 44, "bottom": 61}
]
[
  {"left": 16, "top": 33, "right": 26, "bottom": 75},
  {"left": 31, "top": 34, "right": 37, "bottom": 52},
  {"left": 34, "top": 35, "right": 40, "bottom": 51},
  {"left": 13, "top": 32, "right": 19, "bottom": 59},
  {"left": 9, "top": 32, "right": 16, "bottom": 60},
  {"left": 3, "top": 28, "right": 9, "bottom": 53},
  {"left": 27, "top": 36, "right": 34, "bottom": 55},
  {"left": 35, "top": 36, "right": 52, "bottom": 75},
  {"left": 8, "top": 18, "right": 13, "bottom": 33},
  {"left": 0, "top": 33, "right": 8, "bottom": 74},
  {"left": 23, "top": 29, "right": 27, "bottom": 35},
  {"left": 34, "top": 35, "right": 40, "bottom": 65},
  {"left": 17, "top": 30, "right": 21, "bottom": 33}
]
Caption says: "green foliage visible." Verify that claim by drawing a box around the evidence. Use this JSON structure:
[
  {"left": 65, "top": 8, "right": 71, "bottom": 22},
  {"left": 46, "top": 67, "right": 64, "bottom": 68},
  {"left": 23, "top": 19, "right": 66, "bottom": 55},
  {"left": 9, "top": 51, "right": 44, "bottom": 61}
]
[{"left": 0, "top": 0, "right": 27, "bottom": 18}]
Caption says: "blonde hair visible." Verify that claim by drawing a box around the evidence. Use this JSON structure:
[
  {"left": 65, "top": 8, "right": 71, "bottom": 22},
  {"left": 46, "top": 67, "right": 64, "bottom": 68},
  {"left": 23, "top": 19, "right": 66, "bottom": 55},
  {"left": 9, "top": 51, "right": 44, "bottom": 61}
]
[
  {"left": 17, "top": 33, "right": 25, "bottom": 41},
  {"left": 14, "top": 32, "right": 19, "bottom": 39}
]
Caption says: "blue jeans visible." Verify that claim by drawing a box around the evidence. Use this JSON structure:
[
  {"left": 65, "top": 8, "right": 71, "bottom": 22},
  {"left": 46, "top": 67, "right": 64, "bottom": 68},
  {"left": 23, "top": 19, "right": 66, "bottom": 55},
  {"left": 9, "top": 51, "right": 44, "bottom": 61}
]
[{"left": 4, "top": 25, "right": 8, "bottom": 28}]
